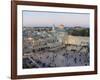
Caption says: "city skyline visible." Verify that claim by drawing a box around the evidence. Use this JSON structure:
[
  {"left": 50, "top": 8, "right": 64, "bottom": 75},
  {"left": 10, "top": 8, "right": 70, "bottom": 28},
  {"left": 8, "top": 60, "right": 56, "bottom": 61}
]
[{"left": 23, "top": 11, "right": 90, "bottom": 27}]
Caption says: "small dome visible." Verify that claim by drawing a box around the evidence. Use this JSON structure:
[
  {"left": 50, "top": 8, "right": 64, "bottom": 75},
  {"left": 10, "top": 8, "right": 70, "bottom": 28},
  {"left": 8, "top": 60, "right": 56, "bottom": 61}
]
[{"left": 58, "top": 24, "right": 64, "bottom": 29}]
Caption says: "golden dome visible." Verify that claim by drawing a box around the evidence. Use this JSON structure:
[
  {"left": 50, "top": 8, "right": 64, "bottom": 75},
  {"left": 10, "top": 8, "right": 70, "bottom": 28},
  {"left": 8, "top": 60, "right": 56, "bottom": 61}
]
[{"left": 58, "top": 24, "right": 64, "bottom": 29}]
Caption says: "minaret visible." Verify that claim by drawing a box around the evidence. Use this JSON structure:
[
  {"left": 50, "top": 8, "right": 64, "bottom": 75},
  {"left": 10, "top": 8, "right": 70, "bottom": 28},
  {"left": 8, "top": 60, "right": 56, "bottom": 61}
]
[{"left": 52, "top": 24, "right": 56, "bottom": 32}]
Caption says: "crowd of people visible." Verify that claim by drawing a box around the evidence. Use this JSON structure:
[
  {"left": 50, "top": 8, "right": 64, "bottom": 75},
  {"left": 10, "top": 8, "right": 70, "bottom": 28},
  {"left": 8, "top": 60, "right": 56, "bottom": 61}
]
[
  {"left": 23, "top": 27, "right": 89, "bottom": 69},
  {"left": 23, "top": 44, "right": 89, "bottom": 68}
]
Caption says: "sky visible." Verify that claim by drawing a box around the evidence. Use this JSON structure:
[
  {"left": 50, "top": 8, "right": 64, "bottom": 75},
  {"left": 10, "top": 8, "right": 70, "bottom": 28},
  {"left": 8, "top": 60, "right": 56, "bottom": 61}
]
[{"left": 23, "top": 11, "right": 90, "bottom": 27}]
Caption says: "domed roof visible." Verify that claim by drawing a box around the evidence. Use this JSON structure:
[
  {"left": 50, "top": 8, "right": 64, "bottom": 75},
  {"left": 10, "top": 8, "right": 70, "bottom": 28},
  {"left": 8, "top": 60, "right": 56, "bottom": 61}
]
[
  {"left": 58, "top": 24, "right": 64, "bottom": 29},
  {"left": 56, "top": 24, "right": 66, "bottom": 32}
]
